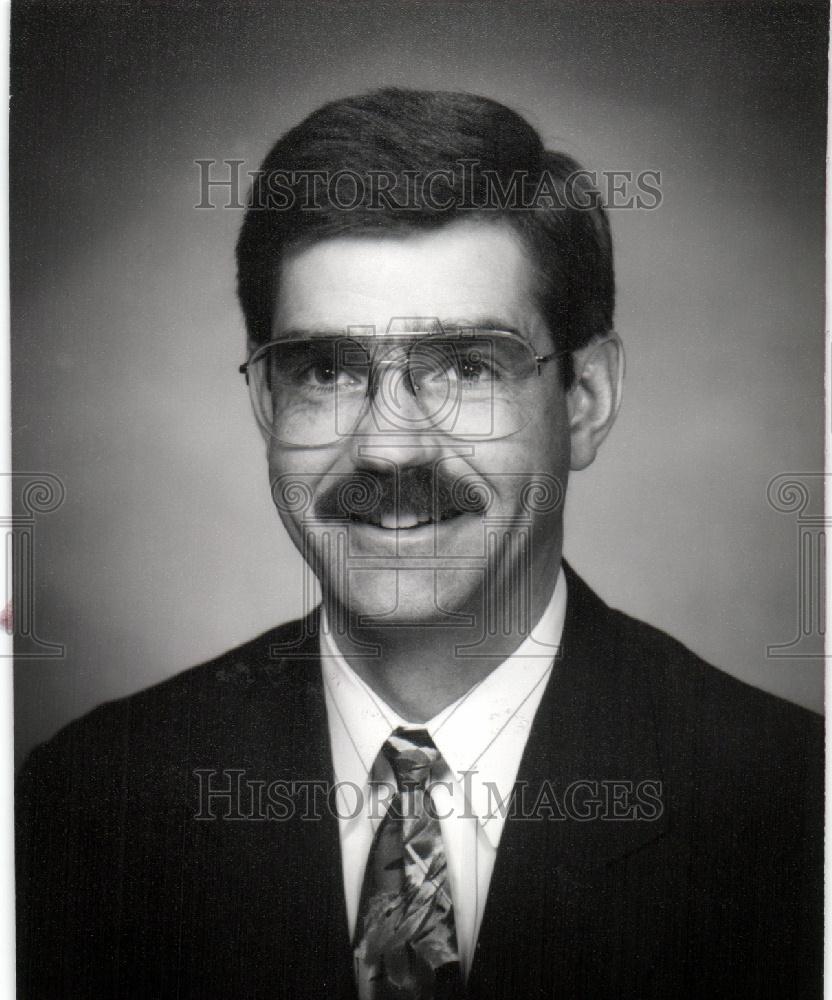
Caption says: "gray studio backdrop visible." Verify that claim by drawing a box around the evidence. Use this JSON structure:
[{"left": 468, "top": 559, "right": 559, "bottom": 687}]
[{"left": 12, "top": 1, "right": 826, "bottom": 765}]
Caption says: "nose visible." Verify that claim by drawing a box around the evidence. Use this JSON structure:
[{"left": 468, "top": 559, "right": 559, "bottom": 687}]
[{"left": 346, "top": 357, "right": 447, "bottom": 470}]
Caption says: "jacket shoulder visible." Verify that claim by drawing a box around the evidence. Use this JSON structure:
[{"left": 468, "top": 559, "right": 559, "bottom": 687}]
[
  {"left": 18, "top": 609, "right": 323, "bottom": 779},
  {"left": 601, "top": 594, "right": 823, "bottom": 797},
  {"left": 564, "top": 563, "right": 822, "bottom": 772},
  {"left": 613, "top": 600, "right": 820, "bottom": 731}
]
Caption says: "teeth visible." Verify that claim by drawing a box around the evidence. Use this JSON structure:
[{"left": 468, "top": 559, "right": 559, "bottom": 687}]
[
  {"left": 348, "top": 505, "right": 473, "bottom": 529},
  {"left": 348, "top": 507, "right": 470, "bottom": 528},
  {"left": 380, "top": 511, "right": 420, "bottom": 529}
]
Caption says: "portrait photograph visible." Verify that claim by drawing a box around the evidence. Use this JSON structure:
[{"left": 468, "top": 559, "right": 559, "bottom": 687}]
[{"left": 11, "top": 2, "right": 826, "bottom": 998}]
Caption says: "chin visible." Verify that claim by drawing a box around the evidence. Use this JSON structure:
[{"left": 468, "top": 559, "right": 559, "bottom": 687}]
[{"left": 325, "top": 567, "right": 481, "bottom": 630}]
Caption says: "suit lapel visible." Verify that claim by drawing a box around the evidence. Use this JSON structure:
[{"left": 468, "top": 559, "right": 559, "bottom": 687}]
[
  {"left": 196, "top": 611, "right": 357, "bottom": 997},
  {"left": 468, "top": 565, "right": 668, "bottom": 988},
  {"left": 268, "top": 614, "right": 357, "bottom": 996}
]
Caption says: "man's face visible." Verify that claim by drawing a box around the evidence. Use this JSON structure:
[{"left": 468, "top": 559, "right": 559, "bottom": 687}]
[{"left": 266, "top": 218, "right": 573, "bottom": 631}]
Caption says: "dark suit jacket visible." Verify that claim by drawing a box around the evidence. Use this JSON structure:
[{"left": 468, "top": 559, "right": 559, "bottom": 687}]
[{"left": 16, "top": 565, "right": 823, "bottom": 999}]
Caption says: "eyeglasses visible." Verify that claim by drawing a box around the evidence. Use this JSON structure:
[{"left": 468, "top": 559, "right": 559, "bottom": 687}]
[{"left": 239, "top": 328, "right": 562, "bottom": 447}]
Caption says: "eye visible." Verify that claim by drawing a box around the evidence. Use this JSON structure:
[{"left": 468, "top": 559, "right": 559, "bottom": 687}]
[
  {"left": 306, "top": 358, "right": 343, "bottom": 386},
  {"left": 303, "top": 359, "right": 363, "bottom": 392},
  {"left": 407, "top": 339, "right": 502, "bottom": 389},
  {"left": 454, "top": 344, "right": 500, "bottom": 383},
  {"left": 281, "top": 342, "right": 366, "bottom": 393},
  {"left": 457, "top": 349, "right": 485, "bottom": 382}
]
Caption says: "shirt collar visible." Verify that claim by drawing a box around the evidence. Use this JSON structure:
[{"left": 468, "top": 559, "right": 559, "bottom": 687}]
[{"left": 321, "top": 566, "right": 567, "bottom": 848}]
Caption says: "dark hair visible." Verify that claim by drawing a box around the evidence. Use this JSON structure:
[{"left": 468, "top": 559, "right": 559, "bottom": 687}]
[{"left": 236, "top": 88, "right": 614, "bottom": 385}]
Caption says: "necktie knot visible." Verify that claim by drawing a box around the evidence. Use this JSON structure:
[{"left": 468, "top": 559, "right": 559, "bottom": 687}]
[{"left": 382, "top": 727, "right": 440, "bottom": 791}]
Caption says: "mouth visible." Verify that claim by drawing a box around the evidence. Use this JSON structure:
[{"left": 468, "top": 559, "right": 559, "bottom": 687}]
[{"left": 345, "top": 504, "right": 471, "bottom": 530}]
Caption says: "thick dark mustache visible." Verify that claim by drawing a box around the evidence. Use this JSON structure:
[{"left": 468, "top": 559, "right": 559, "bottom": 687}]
[{"left": 314, "top": 467, "right": 488, "bottom": 522}]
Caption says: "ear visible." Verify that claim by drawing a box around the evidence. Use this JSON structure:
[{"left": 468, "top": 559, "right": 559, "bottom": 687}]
[{"left": 567, "top": 334, "right": 624, "bottom": 471}]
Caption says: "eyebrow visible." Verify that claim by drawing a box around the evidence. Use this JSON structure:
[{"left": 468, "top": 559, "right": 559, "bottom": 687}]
[
  {"left": 433, "top": 317, "right": 523, "bottom": 336},
  {"left": 271, "top": 326, "right": 348, "bottom": 341},
  {"left": 273, "top": 318, "right": 526, "bottom": 340}
]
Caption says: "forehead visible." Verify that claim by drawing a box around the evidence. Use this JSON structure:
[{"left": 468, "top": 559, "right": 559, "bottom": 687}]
[{"left": 273, "top": 219, "right": 546, "bottom": 339}]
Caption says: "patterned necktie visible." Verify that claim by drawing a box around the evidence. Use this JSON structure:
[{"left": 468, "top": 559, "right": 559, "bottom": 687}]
[{"left": 353, "top": 727, "right": 464, "bottom": 999}]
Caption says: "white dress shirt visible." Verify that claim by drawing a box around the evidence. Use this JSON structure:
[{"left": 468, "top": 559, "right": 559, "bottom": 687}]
[{"left": 320, "top": 567, "right": 567, "bottom": 974}]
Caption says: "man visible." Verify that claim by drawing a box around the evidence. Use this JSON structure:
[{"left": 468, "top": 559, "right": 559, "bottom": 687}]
[{"left": 17, "top": 89, "right": 822, "bottom": 999}]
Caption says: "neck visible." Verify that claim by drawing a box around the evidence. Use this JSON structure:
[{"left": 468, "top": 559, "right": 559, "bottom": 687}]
[{"left": 323, "top": 547, "right": 562, "bottom": 722}]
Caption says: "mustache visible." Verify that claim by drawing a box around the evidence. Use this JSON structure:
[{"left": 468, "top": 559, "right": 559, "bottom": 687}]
[{"left": 313, "top": 467, "right": 489, "bottom": 522}]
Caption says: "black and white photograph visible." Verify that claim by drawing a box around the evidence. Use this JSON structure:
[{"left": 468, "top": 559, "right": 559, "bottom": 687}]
[{"left": 11, "top": 2, "right": 826, "bottom": 997}]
